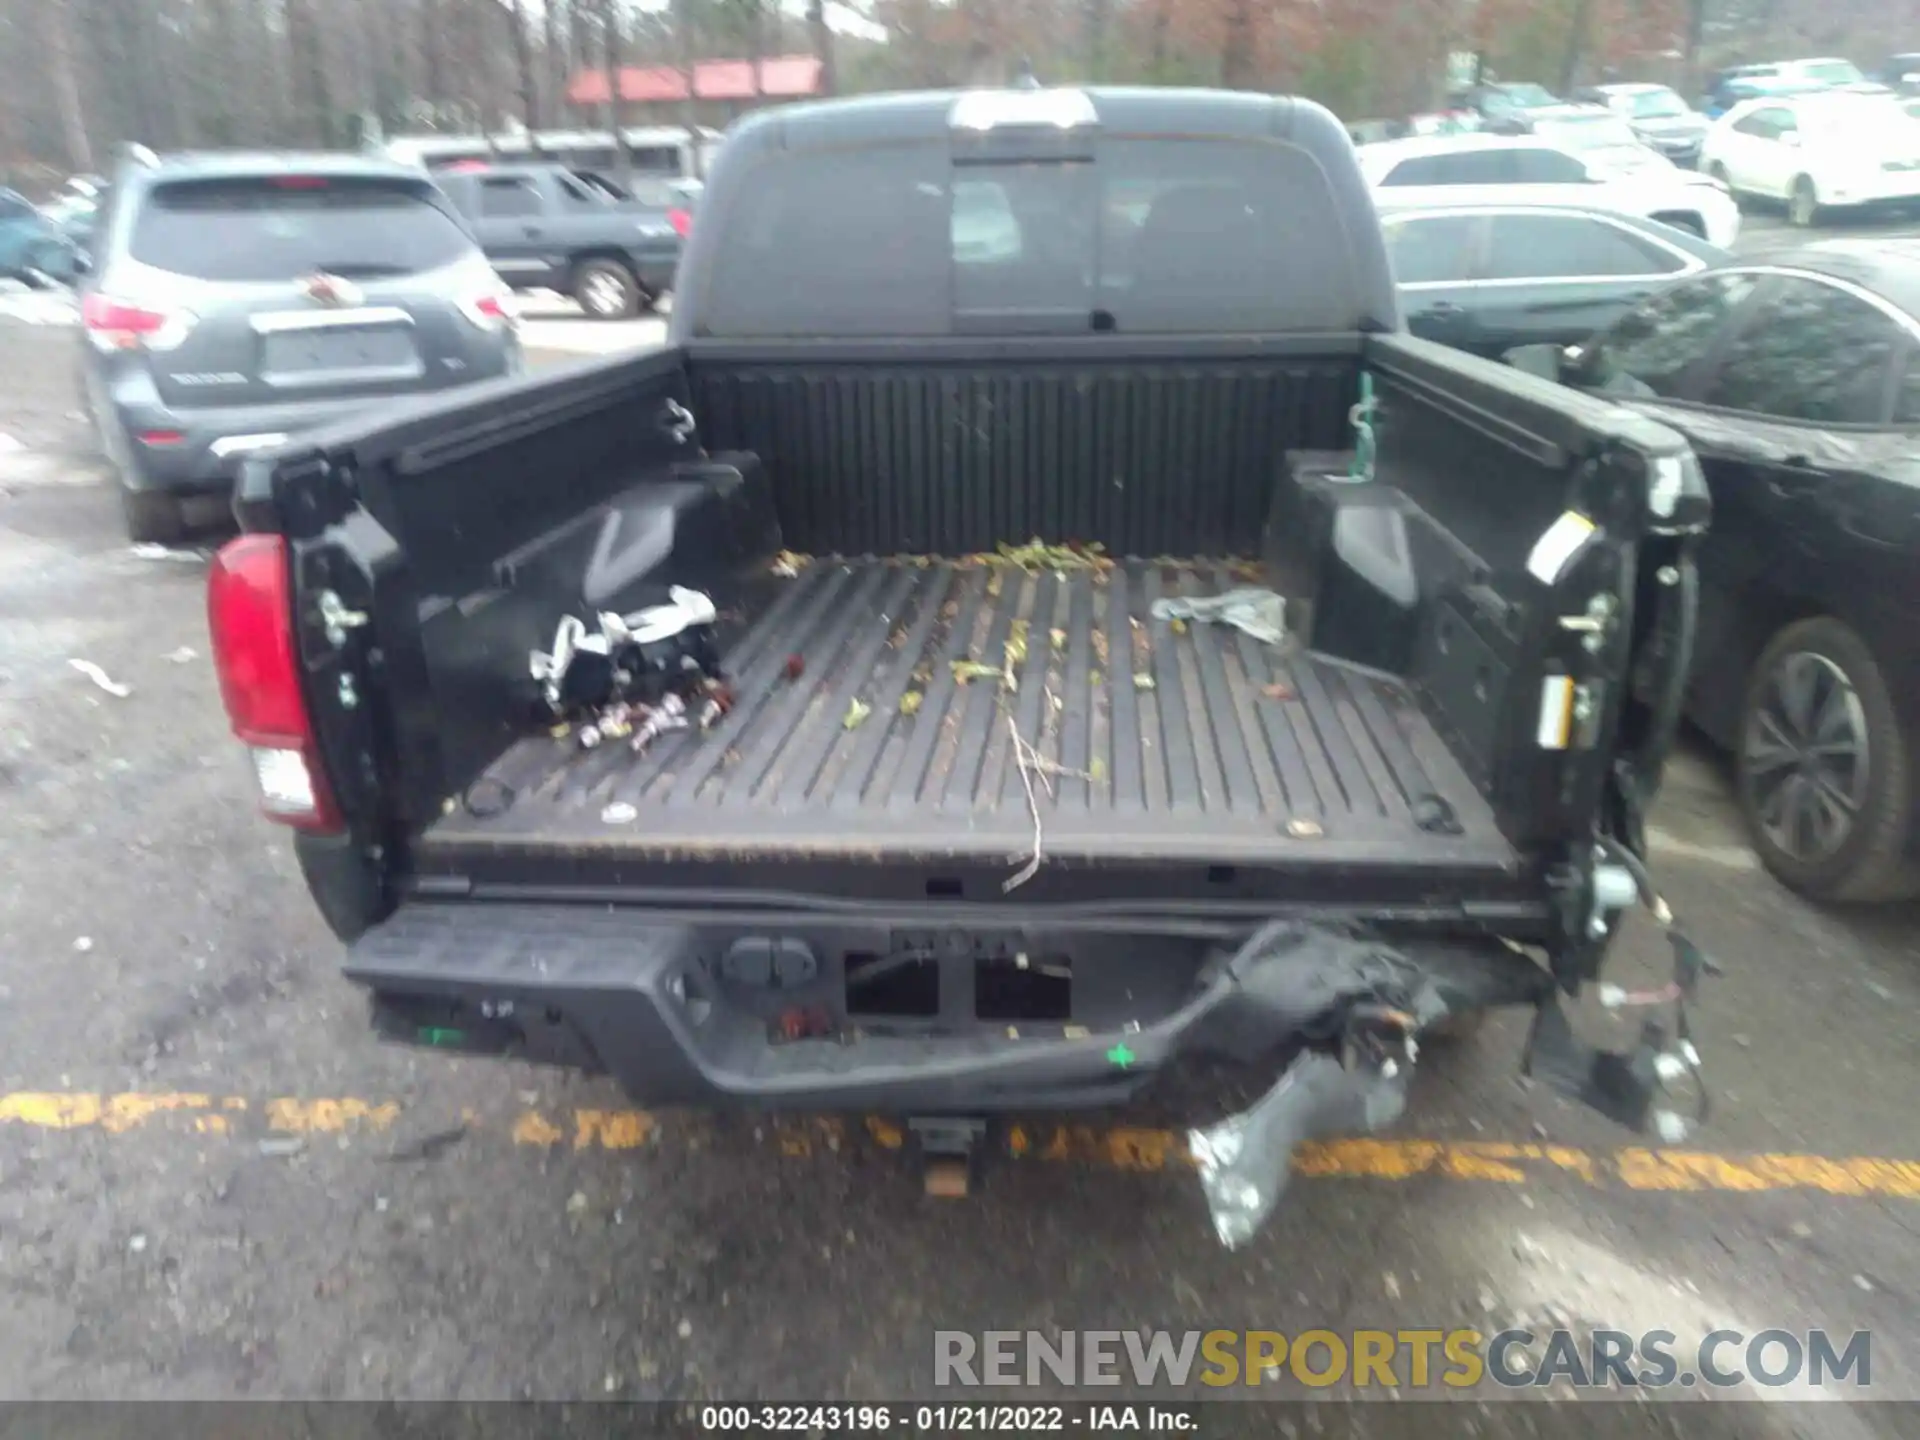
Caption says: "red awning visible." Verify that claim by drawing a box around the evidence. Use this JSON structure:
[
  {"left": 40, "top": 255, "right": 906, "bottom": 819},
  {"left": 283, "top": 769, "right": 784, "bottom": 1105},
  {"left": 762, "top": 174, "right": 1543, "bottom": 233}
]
[{"left": 567, "top": 55, "right": 822, "bottom": 106}]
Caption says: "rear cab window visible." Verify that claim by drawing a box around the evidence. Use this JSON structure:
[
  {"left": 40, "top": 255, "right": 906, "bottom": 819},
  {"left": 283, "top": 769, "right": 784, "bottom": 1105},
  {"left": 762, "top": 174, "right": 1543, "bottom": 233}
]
[
  {"left": 128, "top": 175, "right": 474, "bottom": 281},
  {"left": 700, "top": 131, "right": 1367, "bottom": 337}
]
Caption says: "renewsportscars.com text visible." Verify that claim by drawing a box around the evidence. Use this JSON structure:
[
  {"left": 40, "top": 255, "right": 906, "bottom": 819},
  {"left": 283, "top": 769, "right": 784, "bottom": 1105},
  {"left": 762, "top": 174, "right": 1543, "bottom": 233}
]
[{"left": 934, "top": 1328, "right": 1872, "bottom": 1391}]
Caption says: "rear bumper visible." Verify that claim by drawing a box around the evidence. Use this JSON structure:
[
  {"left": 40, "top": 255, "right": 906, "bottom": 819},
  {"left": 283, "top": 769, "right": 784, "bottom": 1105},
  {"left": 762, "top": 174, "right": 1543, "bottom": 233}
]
[
  {"left": 1821, "top": 173, "right": 1920, "bottom": 208},
  {"left": 345, "top": 903, "right": 1550, "bottom": 1112},
  {"left": 98, "top": 348, "right": 522, "bottom": 494}
]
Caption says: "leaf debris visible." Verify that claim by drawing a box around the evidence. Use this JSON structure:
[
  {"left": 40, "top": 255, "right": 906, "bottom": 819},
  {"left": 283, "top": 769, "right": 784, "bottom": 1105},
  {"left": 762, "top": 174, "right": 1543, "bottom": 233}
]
[
  {"left": 842, "top": 698, "right": 872, "bottom": 730},
  {"left": 1262, "top": 680, "right": 1297, "bottom": 702},
  {"left": 1134, "top": 673, "right": 1156, "bottom": 691},
  {"left": 899, "top": 691, "right": 925, "bottom": 716}
]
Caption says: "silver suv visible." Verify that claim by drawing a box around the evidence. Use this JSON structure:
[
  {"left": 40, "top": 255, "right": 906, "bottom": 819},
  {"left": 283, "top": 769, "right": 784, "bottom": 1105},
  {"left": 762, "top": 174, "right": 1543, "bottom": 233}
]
[{"left": 79, "top": 152, "right": 521, "bottom": 542}]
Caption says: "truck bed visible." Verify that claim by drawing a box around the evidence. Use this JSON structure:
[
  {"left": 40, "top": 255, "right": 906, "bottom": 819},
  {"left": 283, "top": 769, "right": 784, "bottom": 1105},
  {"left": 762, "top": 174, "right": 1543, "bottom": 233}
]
[{"left": 420, "top": 558, "right": 1514, "bottom": 878}]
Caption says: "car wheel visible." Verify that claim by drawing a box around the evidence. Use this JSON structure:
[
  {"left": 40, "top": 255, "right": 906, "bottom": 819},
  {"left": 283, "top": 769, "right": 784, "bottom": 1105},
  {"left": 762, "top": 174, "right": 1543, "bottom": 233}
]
[
  {"left": 1788, "top": 176, "right": 1822, "bottom": 228},
  {"left": 1736, "top": 618, "right": 1918, "bottom": 902},
  {"left": 573, "top": 259, "right": 641, "bottom": 320},
  {"left": 119, "top": 484, "right": 187, "bottom": 546}
]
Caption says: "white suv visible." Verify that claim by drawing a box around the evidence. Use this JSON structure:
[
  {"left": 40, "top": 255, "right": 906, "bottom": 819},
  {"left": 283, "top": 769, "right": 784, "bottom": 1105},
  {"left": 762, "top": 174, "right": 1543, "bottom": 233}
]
[
  {"left": 1357, "top": 133, "right": 1741, "bottom": 248},
  {"left": 1700, "top": 91, "right": 1920, "bottom": 225}
]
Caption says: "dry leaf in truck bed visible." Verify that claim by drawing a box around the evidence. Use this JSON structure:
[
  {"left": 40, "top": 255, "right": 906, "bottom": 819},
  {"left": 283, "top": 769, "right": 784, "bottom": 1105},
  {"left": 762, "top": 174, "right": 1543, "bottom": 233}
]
[
  {"left": 770, "top": 550, "right": 811, "bottom": 578},
  {"left": 843, "top": 698, "right": 872, "bottom": 730},
  {"left": 950, "top": 660, "right": 1003, "bottom": 685},
  {"left": 1005, "top": 620, "right": 1029, "bottom": 668},
  {"left": 1262, "top": 681, "right": 1297, "bottom": 701},
  {"left": 1134, "top": 673, "right": 1156, "bottom": 691},
  {"left": 898, "top": 691, "right": 924, "bottom": 716}
]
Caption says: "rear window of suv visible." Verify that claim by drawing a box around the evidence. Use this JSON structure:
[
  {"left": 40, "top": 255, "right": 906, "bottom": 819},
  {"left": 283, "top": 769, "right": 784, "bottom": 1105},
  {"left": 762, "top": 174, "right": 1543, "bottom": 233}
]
[{"left": 128, "top": 177, "right": 473, "bottom": 282}]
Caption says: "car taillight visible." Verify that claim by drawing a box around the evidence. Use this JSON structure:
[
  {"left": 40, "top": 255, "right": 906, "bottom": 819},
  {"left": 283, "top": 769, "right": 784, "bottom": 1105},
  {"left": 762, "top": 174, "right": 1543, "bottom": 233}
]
[
  {"left": 81, "top": 292, "right": 195, "bottom": 352},
  {"left": 457, "top": 288, "right": 516, "bottom": 331},
  {"left": 207, "top": 534, "right": 343, "bottom": 833},
  {"left": 667, "top": 207, "right": 692, "bottom": 238}
]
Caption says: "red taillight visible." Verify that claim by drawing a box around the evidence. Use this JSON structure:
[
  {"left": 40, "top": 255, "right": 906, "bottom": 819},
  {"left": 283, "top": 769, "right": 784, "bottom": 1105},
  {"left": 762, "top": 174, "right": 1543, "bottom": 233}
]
[
  {"left": 457, "top": 288, "right": 516, "bottom": 330},
  {"left": 269, "top": 175, "right": 330, "bottom": 189},
  {"left": 667, "top": 207, "right": 692, "bottom": 238},
  {"left": 207, "top": 534, "right": 343, "bottom": 832},
  {"left": 82, "top": 293, "right": 193, "bottom": 351},
  {"left": 137, "top": 429, "right": 185, "bottom": 447}
]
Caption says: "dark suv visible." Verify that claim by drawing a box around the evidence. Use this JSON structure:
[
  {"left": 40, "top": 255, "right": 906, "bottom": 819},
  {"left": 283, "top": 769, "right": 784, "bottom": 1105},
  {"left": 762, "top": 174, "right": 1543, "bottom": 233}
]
[{"left": 78, "top": 152, "right": 521, "bottom": 543}]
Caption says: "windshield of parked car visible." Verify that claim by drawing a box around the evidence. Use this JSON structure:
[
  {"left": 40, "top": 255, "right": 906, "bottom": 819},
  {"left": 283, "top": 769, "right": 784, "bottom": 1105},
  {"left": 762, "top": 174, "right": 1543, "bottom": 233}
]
[
  {"left": 1536, "top": 113, "right": 1643, "bottom": 149},
  {"left": 1798, "top": 59, "right": 1866, "bottom": 85},
  {"left": 1497, "top": 83, "right": 1560, "bottom": 108},
  {"left": 1626, "top": 88, "right": 1689, "bottom": 119},
  {"left": 129, "top": 177, "right": 473, "bottom": 281}
]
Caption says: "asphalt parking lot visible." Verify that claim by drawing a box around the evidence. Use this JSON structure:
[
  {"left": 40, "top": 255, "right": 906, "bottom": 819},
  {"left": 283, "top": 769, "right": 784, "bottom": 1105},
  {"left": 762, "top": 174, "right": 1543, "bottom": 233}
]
[{"left": 2, "top": 210, "right": 1918, "bottom": 1427}]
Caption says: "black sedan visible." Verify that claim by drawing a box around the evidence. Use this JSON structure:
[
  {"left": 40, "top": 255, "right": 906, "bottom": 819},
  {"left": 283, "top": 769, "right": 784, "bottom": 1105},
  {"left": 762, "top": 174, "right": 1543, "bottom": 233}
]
[
  {"left": 1510, "top": 241, "right": 1920, "bottom": 901},
  {"left": 1380, "top": 203, "right": 1727, "bottom": 358}
]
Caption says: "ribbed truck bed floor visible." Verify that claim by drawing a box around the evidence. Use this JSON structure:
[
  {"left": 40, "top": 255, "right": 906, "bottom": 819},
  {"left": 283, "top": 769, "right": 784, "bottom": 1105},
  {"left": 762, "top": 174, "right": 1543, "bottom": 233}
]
[{"left": 422, "top": 558, "right": 1513, "bottom": 872}]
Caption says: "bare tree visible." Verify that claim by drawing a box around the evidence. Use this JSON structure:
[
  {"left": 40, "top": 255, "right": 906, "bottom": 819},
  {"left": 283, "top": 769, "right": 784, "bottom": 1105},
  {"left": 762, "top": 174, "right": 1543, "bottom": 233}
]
[
  {"left": 808, "top": 0, "right": 836, "bottom": 96},
  {"left": 42, "top": 0, "right": 93, "bottom": 169},
  {"left": 600, "top": 0, "right": 627, "bottom": 171},
  {"left": 1220, "top": 0, "right": 1256, "bottom": 88},
  {"left": 506, "top": 0, "right": 540, "bottom": 128},
  {"left": 1084, "top": 0, "right": 1111, "bottom": 82},
  {"left": 546, "top": 0, "right": 570, "bottom": 128},
  {"left": 747, "top": 0, "right": 766, "bottom": 99},
  {"left": 674, "top": 0, "right": 700, "bottom": 162}
]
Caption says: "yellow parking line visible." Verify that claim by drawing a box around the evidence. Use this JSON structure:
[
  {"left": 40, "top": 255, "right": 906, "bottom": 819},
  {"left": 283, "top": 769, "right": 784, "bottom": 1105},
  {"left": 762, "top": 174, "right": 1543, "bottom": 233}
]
[{"left": 3, "top": 1090, "right": 1917, "bottom": 1199}]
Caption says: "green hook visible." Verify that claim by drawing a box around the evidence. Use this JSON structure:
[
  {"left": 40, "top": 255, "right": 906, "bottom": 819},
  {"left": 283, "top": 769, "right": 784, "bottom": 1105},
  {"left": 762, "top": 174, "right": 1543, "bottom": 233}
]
[{"left": 1347, "top": 371, "right": 1377, "bottom": 484}]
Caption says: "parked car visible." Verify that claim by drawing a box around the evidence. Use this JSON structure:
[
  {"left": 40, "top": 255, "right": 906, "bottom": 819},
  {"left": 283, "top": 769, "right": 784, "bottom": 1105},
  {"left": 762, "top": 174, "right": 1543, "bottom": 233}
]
[
  {"left": 1772, "top": 57, "right": 1872, "bottom": 90},
  {"left": 205, "top": 88, "right": 1712, "bottom": 1226},
  {"left": 1881, "top": 53, "right": 1920, "bottom": 93},
  {"left": 1700, "top": 91, "right": 1920, "bottom": 226},
  {"left": 1574, "top": 83, "right": 1710, "bottom": 165},
  {"left": 1356, "top": 133, "right": 1741, "bottom": 247},
  {"left": 0, "top": 187, "right": 81, "bottom": 287},
  {"left": 79, "top": 151, "right": 520, "bottom": 543},
  {"left": 1528, "top": 105, "right": 1671, "bottom": 172},
  {"left": 432, "top": 161, "right": 685, "bottom": 319},
  {"left": 1454, "top": 81, "right": 1563, "bottom": 133},
  {"left": 1379, "top": 202, "right": 1725, "bottom": 357},
  {"left": 1703, "top": 73, "right": 1828, "bottom": 119},
  {"left": 1510, "top": 242, "right": 1920, "bottom": 899}
]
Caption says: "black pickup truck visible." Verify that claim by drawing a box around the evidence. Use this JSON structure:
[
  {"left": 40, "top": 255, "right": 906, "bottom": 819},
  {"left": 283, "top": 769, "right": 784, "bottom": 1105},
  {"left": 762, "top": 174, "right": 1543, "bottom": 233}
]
[
  {"left": 209, "top": 88, "right": 1714, "bottom": 1240},
  {"left": 434, "top": 162, "right": 686, "bottom": 319}
]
